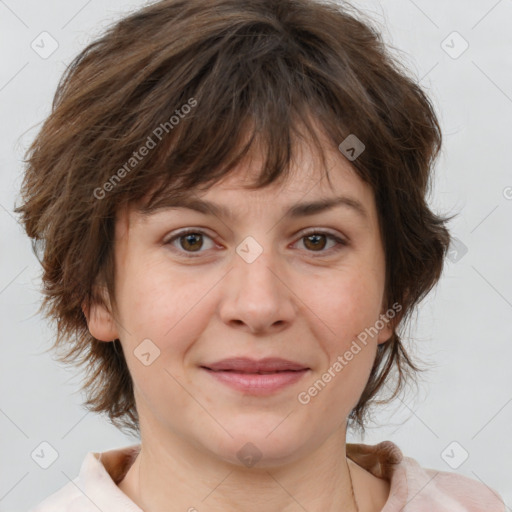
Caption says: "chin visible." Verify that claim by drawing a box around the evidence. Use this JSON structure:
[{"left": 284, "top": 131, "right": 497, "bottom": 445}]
[{"left": 204, "top": 419, "right": 311, "bottom": 469}]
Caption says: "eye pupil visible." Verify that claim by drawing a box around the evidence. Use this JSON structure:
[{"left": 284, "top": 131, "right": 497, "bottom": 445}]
[
  {"left": 181, "top": 233, "right": 203, "bottom": 251},
  {"left": 304, "top": 233, "right": 326, "bottom": 251}
]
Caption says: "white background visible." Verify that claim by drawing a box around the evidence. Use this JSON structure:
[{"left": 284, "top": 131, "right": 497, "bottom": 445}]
[{"left": 1, "top": 0, "right": 511, "bottom": 510}]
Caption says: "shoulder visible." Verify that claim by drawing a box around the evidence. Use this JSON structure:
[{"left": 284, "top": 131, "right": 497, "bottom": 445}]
[
  {"left": 398, "top": 452, "right": 506, "bottom": 512},
  {"left": 27, "top": 478, "right": 90, "bottom": 511},
  {"left": 27, "top": 446, "right": 142, "bottom": 512},
  {"left": 347, "top": 440, "right": 506, "bottom": 512},
  {"left": 27, "top": 451, "right": 103, "bottom": 511}
]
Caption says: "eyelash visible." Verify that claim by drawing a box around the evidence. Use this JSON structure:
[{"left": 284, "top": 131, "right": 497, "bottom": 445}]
[{"left": 164, "top": 228, "right": 348, "bottom": 259}]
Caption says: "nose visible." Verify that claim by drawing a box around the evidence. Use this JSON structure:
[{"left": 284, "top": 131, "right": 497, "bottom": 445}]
[{"left": 217, "top": 242, "right": 297, "bottom": 335}]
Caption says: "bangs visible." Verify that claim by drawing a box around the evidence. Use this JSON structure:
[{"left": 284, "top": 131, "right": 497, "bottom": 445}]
[
  {"left": 136, "top": 110, "right": 345, "bottom": 216},
  {"left": 79, "top": 10, "right": 379, "bottom": 217}
]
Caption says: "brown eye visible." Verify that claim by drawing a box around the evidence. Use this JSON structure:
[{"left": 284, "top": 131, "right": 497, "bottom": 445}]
[
  {"left": 165, "top": 229, "right": 216, "bottom": 257},
  {"left": 302, "top": 233, "right": 328, "bottom": 251},
  {"left": 165, "top": 228, "right": 347, "bottom": 259},
  {"left": 179, "top": 232, "right": 204, "bottom": 252},
  {"left": 296, "top": 230, "right": 348, "bottom": 256}
]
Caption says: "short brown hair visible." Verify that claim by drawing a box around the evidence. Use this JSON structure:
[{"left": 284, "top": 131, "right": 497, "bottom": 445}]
[{"left": 15, "top": 0, "right": 454, "bottom": 437}]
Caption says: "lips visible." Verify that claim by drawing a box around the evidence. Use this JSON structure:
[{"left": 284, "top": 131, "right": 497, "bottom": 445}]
[
  {"left": 201, "top": 357, "right": 309, "bottom": 394},
  {"left": 202, "top": 357, "right": 308, "bottom": 373}
]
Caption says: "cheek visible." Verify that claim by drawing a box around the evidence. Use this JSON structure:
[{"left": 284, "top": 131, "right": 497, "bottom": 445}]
[
  {"left": 305, "top": 278, "right": 380, "bottom": 412},
  {"left": 306, "top": 262, "right": 384, "bottom": 337},
  {"left": 114, "top": 263, "right": 213, "bottom": 408},
  {"left": 301, "top": 261, "right": 384, "bottom": 397},
  {"left": 115, "top": 258, "right": 216, "bottom": 356}
]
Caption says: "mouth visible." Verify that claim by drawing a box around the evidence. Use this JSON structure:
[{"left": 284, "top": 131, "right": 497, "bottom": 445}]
[
  {"left": 202, "top": 368, "right": 305, "bottom": 374},
  {"left": 200, "top": 358, "right": 310, "bottom": 394},
  {"left": 201, "top": 357, "right": 309, "bottom": 373}
]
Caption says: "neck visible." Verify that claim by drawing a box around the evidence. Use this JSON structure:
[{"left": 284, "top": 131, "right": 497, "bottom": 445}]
[{"left": 118, "top": 424, "right": 363, "bottom": 512}]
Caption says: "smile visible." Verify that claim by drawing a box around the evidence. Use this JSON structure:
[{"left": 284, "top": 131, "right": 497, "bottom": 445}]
[{"left": 201, "top": 367, "right": 309, "bottom": 395}]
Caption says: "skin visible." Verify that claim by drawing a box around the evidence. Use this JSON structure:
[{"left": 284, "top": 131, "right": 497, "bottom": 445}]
[{"left": 84, "top": 135, "right": 393, "bottom": 512}]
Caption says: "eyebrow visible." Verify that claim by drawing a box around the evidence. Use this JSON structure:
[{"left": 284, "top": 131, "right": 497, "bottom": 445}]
[{"left": 140, "top": 195, "right": 369, "bottom": 222}]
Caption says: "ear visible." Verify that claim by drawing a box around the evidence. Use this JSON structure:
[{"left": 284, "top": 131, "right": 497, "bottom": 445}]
[
  {"left": 81, "top": 287, "right": 119, "bottom": 342},
  {"left": 377, "top": 299, "right": 401, "bottom": 345},
  {"left": 377, "top": 319, "right": 393, "bottom": 345}
]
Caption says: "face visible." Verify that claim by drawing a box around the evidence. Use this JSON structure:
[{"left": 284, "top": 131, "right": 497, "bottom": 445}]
[{"left": 85, "top": 139, "right": 393, "bottom": 468}]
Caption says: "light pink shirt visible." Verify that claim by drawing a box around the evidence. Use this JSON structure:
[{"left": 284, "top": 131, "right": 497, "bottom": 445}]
[{"left": 28, "top": 440, "right": 506, "bottom": 511}]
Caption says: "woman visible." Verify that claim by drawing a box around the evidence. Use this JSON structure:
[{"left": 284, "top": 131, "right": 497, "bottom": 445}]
[{"left": 16, "top": 0, "right": 506, "bottom": 510}]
